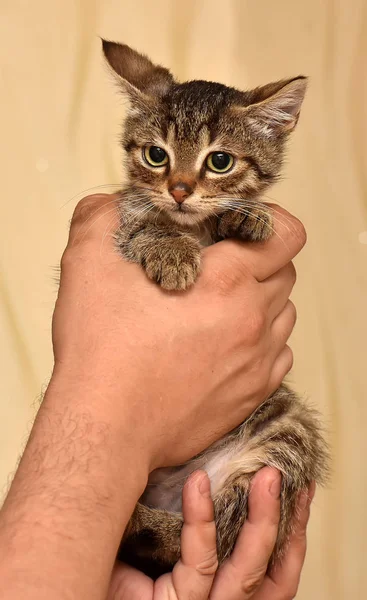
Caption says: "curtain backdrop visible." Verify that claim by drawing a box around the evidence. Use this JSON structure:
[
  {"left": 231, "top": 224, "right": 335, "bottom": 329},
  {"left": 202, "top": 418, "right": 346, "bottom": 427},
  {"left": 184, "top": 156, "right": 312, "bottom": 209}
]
[{"left": 1, "top": 1, "right": 366, "bottom": 598}]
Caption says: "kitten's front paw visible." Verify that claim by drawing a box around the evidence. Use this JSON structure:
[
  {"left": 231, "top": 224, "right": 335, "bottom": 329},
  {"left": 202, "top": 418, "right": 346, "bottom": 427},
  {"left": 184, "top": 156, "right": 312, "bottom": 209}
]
[
  {"left": 144, "top": 237, "right": 201, "bottom": 291},
  {"left": 218, "top": 207, "right": 273, "bottom": 242}
]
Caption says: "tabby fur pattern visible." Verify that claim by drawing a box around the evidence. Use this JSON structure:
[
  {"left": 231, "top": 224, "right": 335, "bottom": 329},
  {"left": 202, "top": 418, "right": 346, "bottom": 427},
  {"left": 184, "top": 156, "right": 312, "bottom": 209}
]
[{"left": 102, "top": 40, "right": 329, "bottom": 579}]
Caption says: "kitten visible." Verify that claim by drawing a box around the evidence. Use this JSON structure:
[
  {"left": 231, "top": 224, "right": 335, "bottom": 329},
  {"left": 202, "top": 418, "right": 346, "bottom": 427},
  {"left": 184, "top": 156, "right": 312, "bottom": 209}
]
[{"left": 102, "top": 40, "right": 329, "bottom": 578}]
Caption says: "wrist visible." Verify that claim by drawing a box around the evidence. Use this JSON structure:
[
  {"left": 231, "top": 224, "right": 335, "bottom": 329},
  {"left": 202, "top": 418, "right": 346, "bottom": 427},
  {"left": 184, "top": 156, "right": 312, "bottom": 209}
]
[
  {"left": 50, "top": 360, "right": 155, "bottom": 461},
  {"left": 50, "top": 361, "right": 164, "bottom": 470},
  {"left": 45, "top": 367, "right": 151, "bottom": 505}
]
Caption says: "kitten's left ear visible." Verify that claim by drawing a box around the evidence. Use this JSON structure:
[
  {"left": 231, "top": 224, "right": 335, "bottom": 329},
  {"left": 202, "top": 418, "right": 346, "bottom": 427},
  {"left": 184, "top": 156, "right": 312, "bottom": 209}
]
[
  {"left": 236, "top": 76, "right": 308, "bottom": 136},
  {"left": 102, "top": 39, "right": 174, "bottom": 99}
]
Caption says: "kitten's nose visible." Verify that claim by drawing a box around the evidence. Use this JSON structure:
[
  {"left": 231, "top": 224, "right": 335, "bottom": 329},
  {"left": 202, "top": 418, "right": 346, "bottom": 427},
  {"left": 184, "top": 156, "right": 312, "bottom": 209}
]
[{"left": 169, "top": 182, "right": 193, "bottom": 204}]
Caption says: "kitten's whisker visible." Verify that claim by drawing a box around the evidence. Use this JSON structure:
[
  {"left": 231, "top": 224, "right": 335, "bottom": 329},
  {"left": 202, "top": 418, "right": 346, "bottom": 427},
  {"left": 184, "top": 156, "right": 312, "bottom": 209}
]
[
  {"left": 60, "top": 183, "right": 121, "bottom": 209},
  {"left": 73, "top": 207, "right": 123, "bottom": 246},
  {"left": 70, "top": 198, "right": 122, "bottom": 236},
  {"left": 264, "top": 206, "right": 299, "bottom": 230},
  {"left": 101, "top": 199, "right": 156, "bottom": 246},
  {"left": 154, "top": 205, "right": 166, "bottom": 227},
  {"left": 262, "top": 194, "right": 290, "bottom": 210},
  {"left": 133, "top": 185, "right": 163, "bottom": 195},
  {"left": 118, "top": 195, "right": 155, "bottom": 205},
  {"left": 122, "top": 203, "right": 156, "bottom": 226},
  {"left": 100, "top": 216, "right": 121, "bottom": 255}
]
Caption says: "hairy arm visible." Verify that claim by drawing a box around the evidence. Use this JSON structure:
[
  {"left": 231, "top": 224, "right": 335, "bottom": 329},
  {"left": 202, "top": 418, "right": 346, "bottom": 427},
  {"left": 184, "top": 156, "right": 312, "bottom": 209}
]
[{"left": 0, "top": 381, "right": 148, "bottom": 599}]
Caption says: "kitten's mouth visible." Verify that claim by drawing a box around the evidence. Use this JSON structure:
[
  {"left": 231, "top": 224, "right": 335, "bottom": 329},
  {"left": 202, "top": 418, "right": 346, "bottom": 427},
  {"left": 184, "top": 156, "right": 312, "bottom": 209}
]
[
  {"left": 166, "top": 203, "right": 203, "bottom": 225},
  {"left": 152, "top": 198, "right": 205, "bottom": 223},
  {"left": 172, "top": 204, "right": 195, "bottom": 214}
]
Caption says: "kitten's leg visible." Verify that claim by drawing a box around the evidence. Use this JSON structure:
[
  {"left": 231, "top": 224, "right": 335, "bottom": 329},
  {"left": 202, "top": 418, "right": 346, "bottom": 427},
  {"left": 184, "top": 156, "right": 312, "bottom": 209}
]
[
  {"left": 213, "top": 471, "right": 298, "bottom": 565},
  {"left": 116, "top": 221, "right": 201, "bottom": 290},
  {"left": 212, "top": 385, "right": 328, "bottom": 564},
  {"left": 120, "top": 386, "right": 328, "bottom": 574},
  {"left": 119, "top": 503, "right": 182, "bottom": 578},
  {"left": 218, "top": 205, "right": 273, "bottom": 242}
]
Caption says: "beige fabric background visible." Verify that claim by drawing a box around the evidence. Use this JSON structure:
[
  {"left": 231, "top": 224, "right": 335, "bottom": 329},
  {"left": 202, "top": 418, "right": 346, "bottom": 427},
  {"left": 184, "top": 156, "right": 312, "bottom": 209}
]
[{"left": 1, "top": 1, "right": 367, "bottom": 598}]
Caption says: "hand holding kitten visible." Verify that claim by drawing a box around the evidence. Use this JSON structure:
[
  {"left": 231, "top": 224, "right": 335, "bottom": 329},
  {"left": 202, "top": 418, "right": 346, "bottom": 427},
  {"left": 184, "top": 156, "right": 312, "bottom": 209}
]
[
  {"left": 108, "top": 469, "right": 314, "bottom": 600},
  {"left": 53, "top": 193, "right": 305, "bottom": 470}
]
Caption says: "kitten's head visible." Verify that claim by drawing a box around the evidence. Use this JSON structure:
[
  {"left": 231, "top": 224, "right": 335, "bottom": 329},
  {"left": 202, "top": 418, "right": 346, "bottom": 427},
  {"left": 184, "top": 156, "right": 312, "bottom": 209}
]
[{"left": 103, "top": 40, "right": 307, "bottom": 226}]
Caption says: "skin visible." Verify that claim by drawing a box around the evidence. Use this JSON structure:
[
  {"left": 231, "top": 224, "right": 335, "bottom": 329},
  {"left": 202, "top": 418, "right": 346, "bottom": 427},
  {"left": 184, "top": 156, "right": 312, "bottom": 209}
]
[
  {"left": 0, "top": 194, "right": 308, "bottom": 599},
  {"left": 109, "top": 470, "right": 315, "bottom": 600}
]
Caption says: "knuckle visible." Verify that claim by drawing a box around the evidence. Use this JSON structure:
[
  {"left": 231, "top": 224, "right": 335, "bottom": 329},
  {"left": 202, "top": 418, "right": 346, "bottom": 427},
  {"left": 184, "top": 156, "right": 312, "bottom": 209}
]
[
  {"left": 285, "top": 346, "right": 294, "bottom": 371},
  {"left": 280, "top": 590, "right": 298, "bottom": 600},
  {"left": 294, "top": 519, "right": 308, "bottom": 540},
  {"left": 204, "top": 247, "right": 253, "bottom": 294},
  {"left": 60, "top": 243, "right": 92, "bottom": 274},
  {"left": 60, "top": 247, "right": 74, "bottom": 271},
  {"left": 207, "top": 267, "right": 239, "bottom": 294},
  {"left": 195, "top": 549, "right": 219, "bottom": 577},
  {"left": 288, "top": 262, "right": 297, "bottom": 286},
  {"left": 72, "top": 195, "right": 103, "bottom": 224},
  {"left": 288, "top": 300, "right": 297, "bottom": 323},
  {"left": 247, "top": 309, "right": 266, "bottom": 344},
  {"left": 240, "top": 570, "right": 265, "bottom": 596}
]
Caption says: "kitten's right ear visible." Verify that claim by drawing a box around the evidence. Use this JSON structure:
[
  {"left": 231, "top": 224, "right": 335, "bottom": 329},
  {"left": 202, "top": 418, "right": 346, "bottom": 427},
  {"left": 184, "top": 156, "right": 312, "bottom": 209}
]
[{"left": 102, "top": 39, "right": 174, "bottom": 101}]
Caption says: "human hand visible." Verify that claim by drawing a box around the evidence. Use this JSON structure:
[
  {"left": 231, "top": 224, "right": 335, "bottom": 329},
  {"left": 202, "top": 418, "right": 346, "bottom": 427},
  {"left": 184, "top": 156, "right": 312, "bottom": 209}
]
[
  {"left": 52, "top": 193, "right": 306, "bottom": 471},
  {"left": 108, "top": 468, "right": 314, "bottom": 599}
]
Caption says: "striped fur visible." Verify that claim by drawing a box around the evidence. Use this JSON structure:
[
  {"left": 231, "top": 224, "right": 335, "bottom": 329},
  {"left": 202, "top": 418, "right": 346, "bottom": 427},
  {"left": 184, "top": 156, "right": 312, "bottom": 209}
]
[
  {"left": 119, "top": 386, "right": 328, "bottom": 578},
  {"left": 102, "top": 41, "right": 330, "bottom": 578}
]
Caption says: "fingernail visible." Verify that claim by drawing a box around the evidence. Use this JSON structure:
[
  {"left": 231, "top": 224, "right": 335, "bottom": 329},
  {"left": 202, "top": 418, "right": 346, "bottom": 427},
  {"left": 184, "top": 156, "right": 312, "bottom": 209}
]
[
  {"left": 198, "top": 472, "right": 211, "bottom": 498},
  {"left": 269, "top": 474, "right": 281, "bottom": 498}
]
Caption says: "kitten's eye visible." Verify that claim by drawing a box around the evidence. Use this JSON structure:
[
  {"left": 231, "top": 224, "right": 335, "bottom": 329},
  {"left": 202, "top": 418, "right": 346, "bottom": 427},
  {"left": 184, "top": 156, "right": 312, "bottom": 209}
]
[
  {"left": 143, "top": 145, "right": 169, "bottom": 167},
  {"left": 206, "top": 152, "right": 234, "bottom": 173}
]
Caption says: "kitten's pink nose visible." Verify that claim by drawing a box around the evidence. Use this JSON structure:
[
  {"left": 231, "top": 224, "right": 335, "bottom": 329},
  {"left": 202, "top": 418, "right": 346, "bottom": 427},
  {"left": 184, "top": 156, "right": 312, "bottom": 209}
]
[{"left": 169, "top": 182, "right": 193, "bottom": 204}]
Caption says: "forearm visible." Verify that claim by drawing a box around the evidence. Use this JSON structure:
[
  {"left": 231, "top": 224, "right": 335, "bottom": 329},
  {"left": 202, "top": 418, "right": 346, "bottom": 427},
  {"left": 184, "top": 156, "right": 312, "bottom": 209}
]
[{"left": 0, "top": 374, "right": 148, "bottom": 600}]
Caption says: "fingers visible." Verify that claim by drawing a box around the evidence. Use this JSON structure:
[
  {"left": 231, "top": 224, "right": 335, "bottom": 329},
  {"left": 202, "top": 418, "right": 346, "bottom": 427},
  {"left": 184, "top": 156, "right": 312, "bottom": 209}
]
[
  {"left": 267, "top": 345, "right": 294, "bottom": 395},
  {"left": 67, "top": 193, "right": 121, "bottom": 246},
  {"left": 108, "top": 472, "right": 217, "bottom": 600},
  {"left": 259, "top": 301, "right": 295, "bottom": 396},
  {"left": 270, "top": 301, "right": 297, "bottom": 357},
  {"left": 203, "top": 206, "right": 306, "bottom": 286},
  {"left": 210, "top": 468, "right": 281, "bottom": 600},
  {"left": 164, "top": 471, "right": 218, "bottom": 599},
  {"left": 107, "top": 479, "right": 315, "bottom": 600},
  {"left": 107, "top": 562, "right": 153, "bottom": 600},
  {"left": 262, "top": 263, "right": 297, "bottom": 321},
  {"left": 256, "top": 482, "right": 315, "bottom": 600},
  {"left": 243, "top": 205, "right": 306, "bottom": 282}
]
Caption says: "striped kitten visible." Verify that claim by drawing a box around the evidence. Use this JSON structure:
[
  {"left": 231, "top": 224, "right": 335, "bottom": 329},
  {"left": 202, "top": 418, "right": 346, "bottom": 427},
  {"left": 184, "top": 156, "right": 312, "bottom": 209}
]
[{"left": 103, "top": 40, "right": 329, "bottom": 578}]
